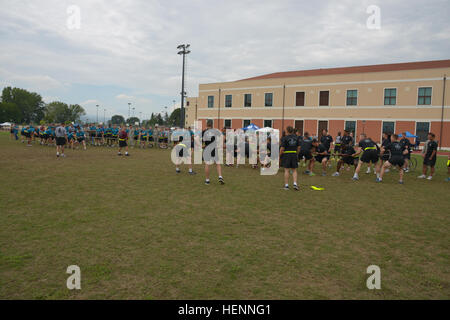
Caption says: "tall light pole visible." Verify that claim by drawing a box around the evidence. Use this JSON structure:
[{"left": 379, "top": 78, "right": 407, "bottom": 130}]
[
  {"left": 96, "top": 105, "right": 99, "bottom": 124},
  {"left": 128, "top": 102, "right": 131, "bottom": 118},
  {"left": 104, "top": 108, "right": 106, "bottom": 124},
  {"left": 132, "top": 107, "right": 135, "bottom": 117},
  {"left": 177, "top": 44, "right": 191, "bottom": 128}
]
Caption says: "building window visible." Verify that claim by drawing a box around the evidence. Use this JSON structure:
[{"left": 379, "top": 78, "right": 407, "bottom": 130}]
[
  {"left": 345, "top": 121, "right": 356, "bottom": 134},
  {"left": 346, "top": 90, "right": 358, "bottom": 106},
  {"left": 263, "top": 120, "right": 273, "bottom": 128},
  {"left": 265, "top": 93, "right": 273, "bottom": 107},
  {"left": 416, "top": 122, "right": 430, "bottom": 142},
  {"left": 208, "top": 96, "right": 214, "bottom": 108},
  {"left": 418, "top": 87, "right": 432, "bottom": 105},
  {"left": 384, "top": 88, "right": 397, "bottom": 105},
  {"left": 319, "top": 91, "right": 329, "bottom": 106},
  {"left": 296, "top": 92, "right": 305, "bottom": 106},
  {"left": 244, "top": 94, "right": 252, "bottom": 107},
  {"left": 225, "top": 95, "right": 232, "bottom": 108},
  {"left": 382, "top": 121, "right": 395, "bottom": 135},
  {"left": 224, "top": 119, "right": 232, "bottom": 128},
  {"left": 186, "top": 101, "right": 190, "bottom": 106},
  {"left": 243, "top": 119, "right": 251, "bottom": 127}
]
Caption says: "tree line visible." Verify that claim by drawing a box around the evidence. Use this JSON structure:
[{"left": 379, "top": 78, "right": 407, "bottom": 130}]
[
  {"left": 0, "top": 87, "right": 86, "bottom": 124},
  {"left": 0, "top": 86, "right": 182, "bottom": 127}
]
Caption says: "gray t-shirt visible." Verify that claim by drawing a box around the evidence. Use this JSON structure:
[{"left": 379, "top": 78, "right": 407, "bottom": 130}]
[{"left": 55, "top": 126, "right": 66, "bottom": 138}]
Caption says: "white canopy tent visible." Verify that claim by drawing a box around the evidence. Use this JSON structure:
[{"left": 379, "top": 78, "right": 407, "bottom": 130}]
[
  {"left": 256, "top": 127, "right": 275, "bottom": 133},
  {"left": 0, "top": 122, "right": 12, "bottom": 127}
]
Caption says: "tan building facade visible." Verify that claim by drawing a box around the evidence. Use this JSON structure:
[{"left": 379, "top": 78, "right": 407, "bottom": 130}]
[{"left": 186, "top": 60, "right": 450, "bottom": 148}]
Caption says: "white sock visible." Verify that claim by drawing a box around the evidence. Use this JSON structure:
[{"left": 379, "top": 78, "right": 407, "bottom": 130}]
[
  {"left": 189, "top": 168, "right": 193, "bottom": 173},
  {"left": 219, "top": 176, "right": 223, "bottom": 179},
  {"left": 293, "top": 182, "right": 297, "bottom": 186},
  {"left": 285, "top": 184, "right": 289, "bottom": 187}
]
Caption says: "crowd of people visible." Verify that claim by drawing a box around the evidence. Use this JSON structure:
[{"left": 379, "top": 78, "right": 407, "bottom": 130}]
[{"left": 8, "top": 120, "right": 450, "bottom": 187}]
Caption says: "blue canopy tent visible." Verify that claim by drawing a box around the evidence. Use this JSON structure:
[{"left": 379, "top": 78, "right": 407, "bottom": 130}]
[
  {"left": 242, "top": 123, "right": 260, "bottom": 131},
  {"left": 398, "top": 131, "right": 418, "bottom": 138}
]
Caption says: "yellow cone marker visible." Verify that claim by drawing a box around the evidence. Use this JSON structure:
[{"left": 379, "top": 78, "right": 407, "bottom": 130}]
[{"left": 311, "top": 186, "right": 325, "bottom": 191}]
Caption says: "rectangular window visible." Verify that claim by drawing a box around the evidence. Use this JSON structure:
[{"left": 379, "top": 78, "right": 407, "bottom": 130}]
[
  {"left": 208, "top": 96, "right": 214, "bottom": 108},
  {"left": 225, "top": 95, "right": 232, "bottom": 108},
  {"left": 382, "top": 121, "right": 395, "bottom": 135},
  {"left": 346, "top": 90, "right": 358, "bottom": 106},
  {"left": 384, "top": 88, "right": 397, "bottom": 105},
  {"left": 264, "top": 93, "right": 273, "bottom": 107},
  {"left": 244, "top": 94, "right": 252, "bottom": 107},
  {"left": 243, "top": 119, "right": 251, "bottom": 127},
  {"left": 296, "top": 92, "right": 305, "bottom": 106},
  {"left": 263, "top": 120, "right": 273, "bottom": 128},
  {"left": 418, "top": 87, "right": 432, "bottom": 105},
  {"left": 319, "top": 91, "right": 329, "bottom": 106},
  {"left": 224, "top": 119, "right": 232, "bottom": 128},
  {"left": 345, "top": 121, "right": 356, "bottom": 134},
  {"left": 416, "top": 122, "right": 430, "bottom": 142}
]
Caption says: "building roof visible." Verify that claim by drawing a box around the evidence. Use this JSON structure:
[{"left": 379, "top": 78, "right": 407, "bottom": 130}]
[{"left": 238, "top": 59, "right": 450, "bottom": 81}]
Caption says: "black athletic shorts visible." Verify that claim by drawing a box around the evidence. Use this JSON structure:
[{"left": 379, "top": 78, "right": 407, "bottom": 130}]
[
  {"left": 424, "top": 156, "right": 437, "bottom": 167},
  {"left": 381, "top": 153, "right": 390, "bottom": 161},
  {"left": 315, "top": 155, "right": 330, "bottom": 163},
  {"left": 140, "top": 136, "right": 147, "bottom": 141},
  {"left": 119, "top": 140, "right": 127, "bottom": 148},
  {"left": 342, "top": 156, "right": 357, "bottom": 166},
  {"left": 24, "top": 132, "right": 31, "bottom": 138},
  {"left": 298, "top": 151, "right": 312, "bottom": 161},
  {"left": 134, "top": 136, "right": 138, "bottom": 140},
  {"left": 148, "top": 137, "right": 154, "bottom": 142},
  {"left": 56, "top": 137, "right": 66, "bottom": 146},
  {"left": 360, "top": 150, "right": 379, "bottom": 163},
  {"left": 389, "top": 156, "right": 405, "bottom": 167},
  {"left": 334, "top": 145, "right": 341, "bottom": 153},
  {"left": 96, "top": 133, "right": 103, "bottom": 138},
  {"left": 403, "top": 153, "right": 411, "bottom": 160},
  {"left": 77, "top": 138, "right": 84, "bottom": 143},
  {"left": 282, "top": 153, "right": 299, "bottom": 169}
]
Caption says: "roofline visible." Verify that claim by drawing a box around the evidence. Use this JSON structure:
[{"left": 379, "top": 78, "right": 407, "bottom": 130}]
[{"left": 235, "top": 59, "right": 450, "bottom": 82}]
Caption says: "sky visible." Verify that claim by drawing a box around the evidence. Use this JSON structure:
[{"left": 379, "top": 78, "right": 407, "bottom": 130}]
[{"left": 1, "top": 0, "right": 449, "bottom": 121}]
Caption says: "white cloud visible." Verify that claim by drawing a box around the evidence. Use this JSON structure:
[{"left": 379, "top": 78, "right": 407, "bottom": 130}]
[{"left": 0, "top": 0, "right": 448, "bottom": 116}]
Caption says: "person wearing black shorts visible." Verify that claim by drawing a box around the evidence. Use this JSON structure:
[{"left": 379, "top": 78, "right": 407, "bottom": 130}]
[
  {"left": 203, "top": 120, "right": 224, "bottom": 185},
  {"left": 418, "top": 133, "right": 438, "bottom": 180},
  {"left": 377, "top": 134, "right": 408, "bottom": 184},
  {"left": 174, "top": 134, "right": 195, "bottom": 175},
  {"left": 118, "top": 125, "right": 130, "bottom": 156},
  {"left": 353, "top": 133, "right": 380, "bottom": 181},
  {"left": 332, "top": 143, "right": 358, "bottom": 176},
  {"left": 399, "top": 133, "right": 412, "bottom": 172},
  {"left": 313, "top": 141, "right": 331, "bottom": 176},
  {"left": 299, "top": 133, "right": 315, "bottom": 175},
  {"left": 55, "top": 123, "right": 67, "bottom": 158},
  {"left": 280, "top": 126, "right": 300, "bottom": 190}
]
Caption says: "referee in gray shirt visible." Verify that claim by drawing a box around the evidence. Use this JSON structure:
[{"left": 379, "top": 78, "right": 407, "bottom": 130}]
[{"left": 55, "top": 123, "right": 67, "bottom": 158}]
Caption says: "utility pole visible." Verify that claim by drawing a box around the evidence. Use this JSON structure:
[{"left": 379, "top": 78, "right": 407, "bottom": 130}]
[
  {"left": 128, "top": 102, "right": 131, "bottom": 118},
  {"left": 96, "top": 105, "right": 99, "bottom": 124},
  {"left": 177, "top": 44, "right": 191, "bottom": 128}
]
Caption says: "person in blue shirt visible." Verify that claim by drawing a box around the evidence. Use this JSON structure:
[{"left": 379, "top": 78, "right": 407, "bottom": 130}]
[
  {"left": 140, "top": 127, "right": 148, "bottom": 148},
  {"left": 133, "top": 127, "right": 140, "bottom": 147},
  {"left": 147, "top": 127, "right": 154, "bottom": 147},
  {"left": 67, "top": 130, "right": 75, "bottom": 149},
  {"left": 105, "top": 126, "right": 113, "bottom": 146},
  {"left": 111, "top": 125, "right": 119, "bottom": 147},
  {"left": 75, "top": 129, "right": 87, "bottom": 150},
  {"left": 13, "top": 124, "right": 19, "bottom": 140},
  {"left": 89, "top": 125, "right": 97, "bottom": 145},
  {"left": 25, "top": 126, "right": 33, "bottom": 147},
  {"left": 95, "top": 126, "right": 104, "bottom": 146}
]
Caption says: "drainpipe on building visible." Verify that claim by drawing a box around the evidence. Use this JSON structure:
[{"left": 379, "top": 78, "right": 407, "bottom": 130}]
[
  {"left": 282, "top": 84, "right": 286, "bottom": 134},
  {"left": 195, "top": 98, "right": 198, "bottom": 124},
  {"left": 218, "top": 88, "right": 221, "bottom": 129},
  {"left": 439, "top": 75, "right": 446, "bottom": 150}
]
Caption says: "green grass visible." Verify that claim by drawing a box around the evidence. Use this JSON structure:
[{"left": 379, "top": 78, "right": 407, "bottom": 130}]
[{"left": 0, "top": 132, "right": 449, "bottom": 299}]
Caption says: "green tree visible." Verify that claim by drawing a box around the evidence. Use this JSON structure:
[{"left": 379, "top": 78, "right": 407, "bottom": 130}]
[
  {"left": 44, "top": 102, "right": 85, "bottom": 123},
  {"left": 1, "top": 87, "right": 45, "bottom": 123},
  {"left": 126, "top": 117, "right": 140, "bottom": 125},
  {"left": 168, "top": 108, "right": 181, "bottom": 127},
  {"left": 0, "top": 102, "right": 21, "bottom": 123},
  {"left": 111, "top": 115, "right": 126, "bottom": 125}
]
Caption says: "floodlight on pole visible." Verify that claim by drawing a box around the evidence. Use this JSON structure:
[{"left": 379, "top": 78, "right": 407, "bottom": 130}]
[
  {"left": 96, "top": 105, "right": 99, "bottom": 124},
  {"left": 177, "top": 44, "right": 191, "bottom": 128}
]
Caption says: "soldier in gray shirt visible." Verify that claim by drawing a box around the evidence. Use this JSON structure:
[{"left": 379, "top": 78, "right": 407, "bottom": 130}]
[{"left": 55, "top": 123, "right": 67, "bottom": 158}]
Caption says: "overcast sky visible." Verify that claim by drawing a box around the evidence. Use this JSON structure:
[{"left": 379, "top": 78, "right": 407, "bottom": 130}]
[{"left": 1, "top": 0, "right": 449, "bottom": 121}]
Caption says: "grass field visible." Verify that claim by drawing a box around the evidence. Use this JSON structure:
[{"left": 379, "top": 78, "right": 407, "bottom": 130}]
[{"left": 0, "top": 132, "right": 449, "bottom": 300}]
